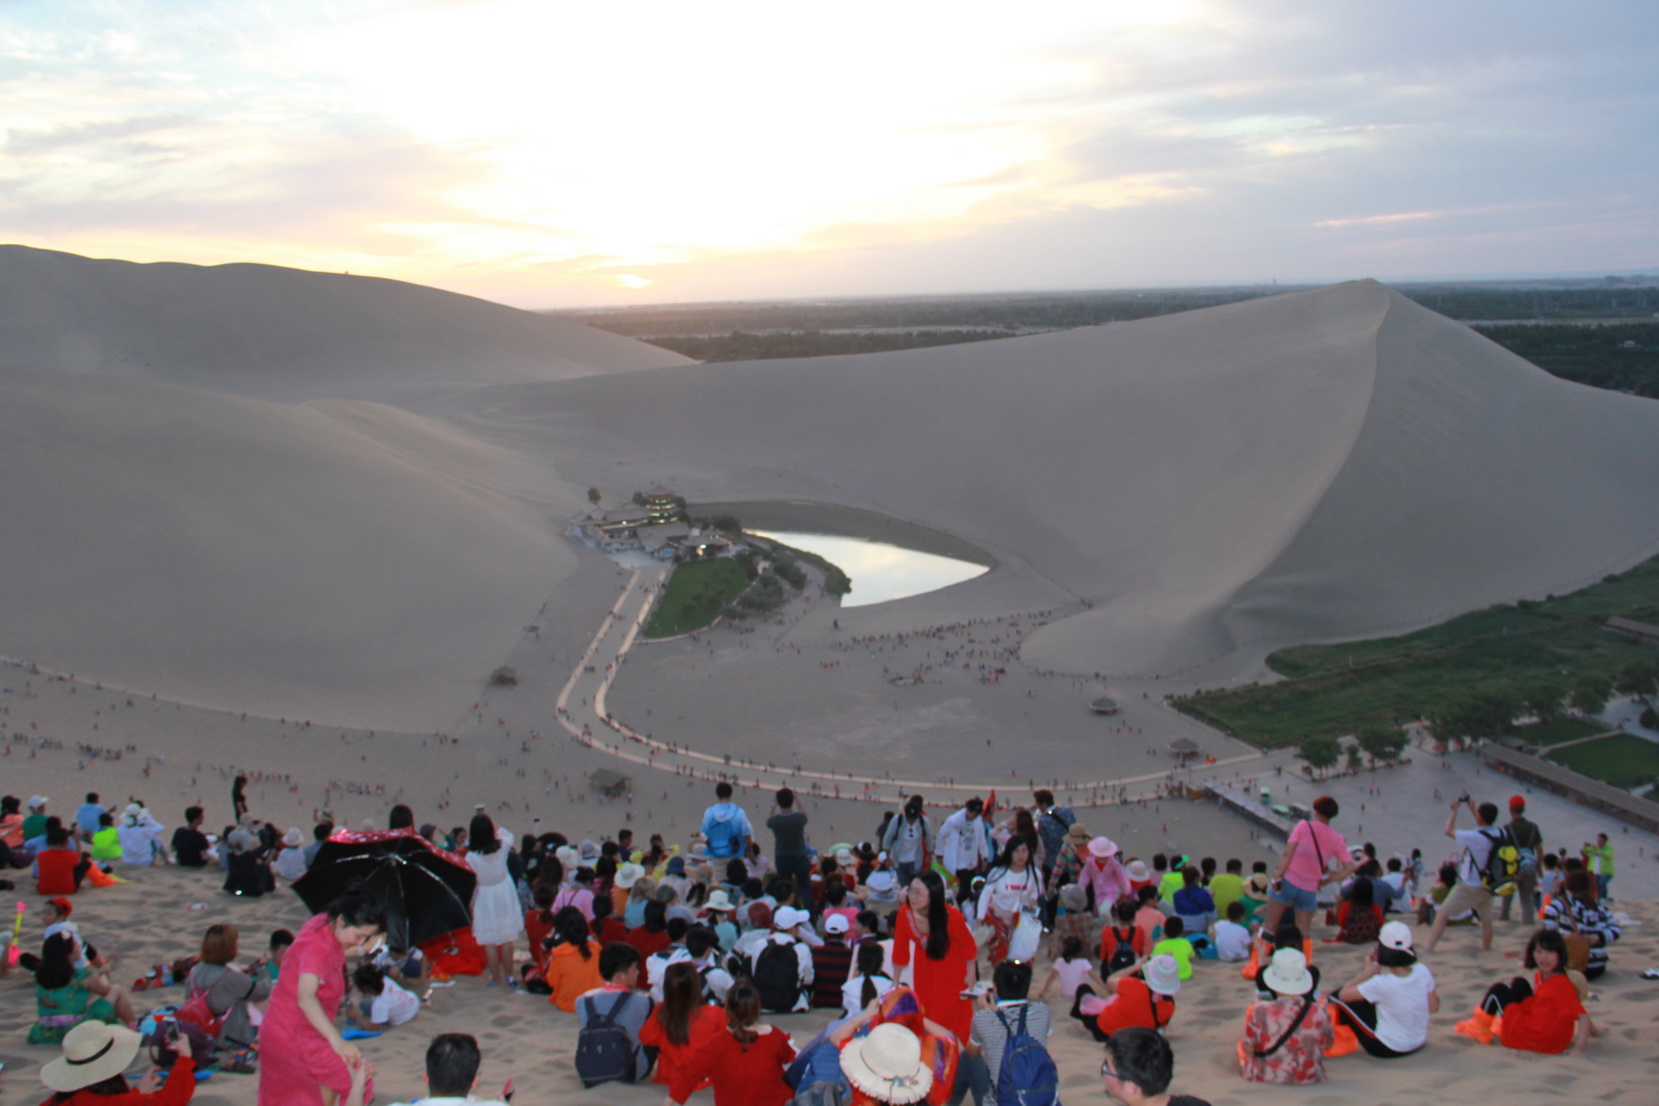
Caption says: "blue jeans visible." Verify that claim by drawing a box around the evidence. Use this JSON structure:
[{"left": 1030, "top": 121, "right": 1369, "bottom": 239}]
[
  {"left": 896, "top": 860, "right": 923, "bottom": 888},
  {"left": 1596, "top": 873, "right": 1612, "bottom": 900},
  {"left": 776, "top": 853, "right": 814, "bottom": 910}
]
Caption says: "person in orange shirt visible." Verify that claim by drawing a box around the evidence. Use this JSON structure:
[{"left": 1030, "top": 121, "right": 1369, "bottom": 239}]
[{"left": 543, "top": 908, "right": 603, "bottom": 1012}]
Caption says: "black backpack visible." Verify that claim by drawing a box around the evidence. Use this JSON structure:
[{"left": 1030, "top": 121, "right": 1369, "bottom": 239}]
[
  {"left": 575, "top": 992, "right": 641, "bottom": 1088},
  {"left": 755, "top": 939, "right": 804, "bottom": 1012},
  {"left": 1474, "top": 826, "right": 1514, "bottom": 891},
  {"left": 1105, "top": 926, "right": 1139, "bottom": 975}
]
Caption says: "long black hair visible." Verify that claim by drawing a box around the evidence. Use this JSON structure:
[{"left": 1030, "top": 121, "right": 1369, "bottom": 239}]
[
  {"left": 549, "top": 907, "right": 593, "bottom": 960},
  {"left": 19, "top": 933, "right": 76, "bottom": 990},
  {"left": 914, "top": 870, "right": 952, "bottom": 960},
  {"left": 469, "top": 813, "right": 500, "bottom": 854},
  {"left": 326, "top": 888, "right": 388, "bottom": 930},
  {"left": 855, "top": 941, "right": 890, "bottom": 1009}
]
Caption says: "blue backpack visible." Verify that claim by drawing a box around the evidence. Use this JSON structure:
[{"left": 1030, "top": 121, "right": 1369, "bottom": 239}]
[{"left": 996, "top": 1005, "right": 1059, "bottom": 1106}]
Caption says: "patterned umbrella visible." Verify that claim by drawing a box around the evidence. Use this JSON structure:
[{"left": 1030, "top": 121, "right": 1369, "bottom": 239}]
[{"left": 293, "top": 828, "right": 475, "bottom": 950}]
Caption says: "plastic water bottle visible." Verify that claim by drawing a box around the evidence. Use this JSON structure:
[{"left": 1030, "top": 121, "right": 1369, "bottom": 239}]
[{"left": 160, "top": 965, "right": 173, "bottom": 987}]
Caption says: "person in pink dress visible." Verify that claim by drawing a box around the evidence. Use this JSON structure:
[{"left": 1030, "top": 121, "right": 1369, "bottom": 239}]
[{"left": 257, "top": 891, "right": 386, "bottom": 1106}]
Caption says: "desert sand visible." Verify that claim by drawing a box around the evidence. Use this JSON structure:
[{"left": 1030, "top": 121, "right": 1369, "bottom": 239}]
[{"left": 4, "top": 247, "right": 1659, "bottom": 1101}]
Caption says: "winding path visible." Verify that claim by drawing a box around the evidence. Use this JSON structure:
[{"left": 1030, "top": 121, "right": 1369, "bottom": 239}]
[{"left": 551, "top": 566, "right": 1305, "bottom": 807}]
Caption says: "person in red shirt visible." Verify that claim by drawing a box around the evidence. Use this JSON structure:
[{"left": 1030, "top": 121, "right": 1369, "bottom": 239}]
[
  {"left": 626, "top": 900, "right": 672, "bottom": 960},
  {"left": 36, "top": 827, "right": 93, "bottom": 896},
  {"left": 667, "top": 979, "right": 796, "bottom": 1106},
  {"left": 639, "top": 961, "right": 725, "bottom": 1093},
  {"left": 1459, "top": 929, "right": 1599, "bottom": 1053},
  {"left": 892, "top": 872, "right": 977, "bottom": 1041},
  {"left": 1071, "top": 954, "right": 1181, "bottom": 1042}
]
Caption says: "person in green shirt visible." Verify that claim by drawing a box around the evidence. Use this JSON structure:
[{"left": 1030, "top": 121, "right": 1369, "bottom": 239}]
[
  {"left": 1209, "top": 859, "right": 1246, "bottom": 919},
  {"left": 1582, "top": 834, "right": 1614, "bottom": 901},
  {"left": 1158, "top": 857, "right": 1187, "bottom": 905},
  {"left": 22, "top": 796, "right": 50, "bottom": 843},
  {"left": 89, "top": 813, "right": 123, "bottom": 862},
  {"left": 1152, "top": 915, "right": 1196, "bottom": 980}
]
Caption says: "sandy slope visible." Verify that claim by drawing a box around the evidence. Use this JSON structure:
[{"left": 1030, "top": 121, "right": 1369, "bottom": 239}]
[
  {"left": 438, "top": 280, "right": 1659, "bottom": 679},
  {"left": 0, "top": 245, "right": 692, "bottom": 404},
  {"left": 0, "top": 362, "right": 577, "bottom": 731}
]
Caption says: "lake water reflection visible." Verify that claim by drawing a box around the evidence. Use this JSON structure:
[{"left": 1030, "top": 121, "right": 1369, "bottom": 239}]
[{"left": 752, "top": 530, "right": 989, "bottom": 608}]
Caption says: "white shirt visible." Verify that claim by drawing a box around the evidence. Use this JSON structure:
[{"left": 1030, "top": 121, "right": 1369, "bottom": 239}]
[
  {"left": 1355, "top": 963, "right": 1436, "bottom": 1052},
  {"left": 939, "top": 809, "right": 990, "bottom": 873},
  {"left": 1212, "top": 919, "right": 1252, "bottom": 962},
  {"left": 842, "top": 973, "right": 895, "bottom": 1017},
  {"left": 370, "top": 977, "right": 422, "bottom": 1026},
  {"left": 980, "top": 865, "right": 1042, "bottom": 917},
  {"left": 117, "top": 816, "right": 165, "bottom": 866},
  {"left": 647, "top": 946, "right": 691, "bottom": 1001},
  {"left": 1455, "top": 827, "right": 1500, "bottom": 886}
]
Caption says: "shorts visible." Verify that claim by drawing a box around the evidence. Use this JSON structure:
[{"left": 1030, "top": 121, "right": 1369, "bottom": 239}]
[
  {"left": 1268, "top": 878, "right": 1319, "bottom": 913},
  {"left": 1440, "top": 881, "right": 1492, "bottom": 918}
]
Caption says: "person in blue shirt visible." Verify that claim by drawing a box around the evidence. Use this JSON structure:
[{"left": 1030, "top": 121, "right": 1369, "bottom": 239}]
[
  {"left": 74, "top": 794, "right": 107, "bottom": 843},
  {"left": 700, "top": 783, "right": 752, "bottom": 861}
]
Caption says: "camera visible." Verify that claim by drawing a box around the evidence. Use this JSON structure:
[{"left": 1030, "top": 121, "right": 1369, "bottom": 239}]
[{"left": 1457, "top": 793, "right": 1470, "bottom": 804}]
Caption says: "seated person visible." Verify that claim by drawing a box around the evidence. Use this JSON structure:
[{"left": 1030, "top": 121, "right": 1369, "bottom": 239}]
[
  {"left": 248, "top": 928, "right": 294, "bottom": 984},
  {"left": 354, "top": 962, "right": 421, "bottom": 1028},
  {"left": 1151, "top": 916, "right": 1197, "bottom": 979},
  {"left": 42, "top": 897, "right": 96, "bottom": 969},
  {"left": 1038, "top": 935, "right": 1103, "bottom": 1002},
  {"left": 386, "top": 1032, "right": 510, "bottom": 1106},
  {"left": 809, "top": 914, "right": 855, "bottom": 1008},
  {"left": 19, "top": 933, "right": 134, "bottom": 1044},
  {"left": 1458, "top": 929, "right": 1599, "bottom": 1053},
  {"left": 1329, "top": 921, "right": 1438, "bottom": 1058},
  {"left": 1171, "top": 869, "right": 1216, "bottom": 935},
  {"left": 574, "top": 943, "right": 655, "bottom": 1086},
  {"left": 373, "top": 942, "right": 431, "bottom": 1001},
  {"left": 35, "top": 826, "right": 93, "bottom": 895},
  {"left": 1131, "top": 885, "right": 1165, "bottom": 949},
  {"left": 1334, "top": 877, "right": 1383, "bottom": 944},
  {"left": 187, "top": 923, "right": 273, "bottom": 1048},
  {"left": 88, "top": 813, "right": 123, "bottom": 864},
  {"left": 1102, "top": 1027, "right": 1211, "bottom": 1106},
  {"left": 271, "top": 828, "right": 310, "bottom": 881},
  {"left": 749, "top": 906, "right": 814, "bottom": 1013},
  {"left": 1212, "top": 901, "right": 1253, "bottom": 962},
  {"left": 1099, "top": 897, "right": 1148, "bottom": 973},
  {"left": 966, "top": 959, "right": 1051, "bottom": 1100},
  {"left": 841, "top": 940, "right": 895, "bottom": 1017},
  {"left": 1070, "top": 953, "right": 1182, "bottom": 1043},
  {"left": 116, "top": 804, "right": 167, "bottom": 866},
  {"left": 1049, "top": 884, "right": 1099, "bottom": 958},
  {"left": 1240, "top": 948, "right": 1333, "bottom": 1084},
  {"left": 172, "top": 806, "right": 213, "bottom": 868}
]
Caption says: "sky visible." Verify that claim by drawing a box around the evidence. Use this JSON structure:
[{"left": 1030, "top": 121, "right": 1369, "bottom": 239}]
[{"left": 3, "top": 0, "right": 1657, "bottom": 308}]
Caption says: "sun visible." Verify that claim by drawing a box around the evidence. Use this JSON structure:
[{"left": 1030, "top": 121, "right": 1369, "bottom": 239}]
[{"left": 615, "top": 274, "right": 651, "bottom": 290}]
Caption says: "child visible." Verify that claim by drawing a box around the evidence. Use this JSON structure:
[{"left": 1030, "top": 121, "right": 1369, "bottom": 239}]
[
  {"left": 373, "top": 942, "right": 431, "bottom": 1001},
  {"left": 353, "top": 962, "right": 421, "bottom": 1028},
  {"left": 1132, "top": 885, "right": 1165, "bottom": 949},
  {"left": 840, "top": 940, "right": 894, "bottom": 1017},
  {"left": 251, "top": 928, "right": 293, "bottom": 984},
  {"left": 1100, "top": 897, "right": 1147, "bottom": 973},
  {"left": 1152, "top": 916, "right": 1195, "bottom": 980},
  {"left": 1212, "top": 901, "right": 1252, "bottom": 962},
  {"left": 1037, "top": 935, "right": 1101, "bottom": 1001}
]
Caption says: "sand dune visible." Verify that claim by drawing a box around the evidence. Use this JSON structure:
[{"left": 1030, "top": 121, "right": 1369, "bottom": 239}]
[
  {"left": 440, "top": 280, "right": 1659, "bottom": 678},
  {"left": 0, "top": 245, "right": 692, "bottom": 404},
  {"left": 0, "top": 361, "right": 578, "bottom": 731}
]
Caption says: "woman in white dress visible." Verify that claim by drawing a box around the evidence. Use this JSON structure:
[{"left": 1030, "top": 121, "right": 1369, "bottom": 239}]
[{"left": 465, "top": 813, "right": 523, "bottom": 988}]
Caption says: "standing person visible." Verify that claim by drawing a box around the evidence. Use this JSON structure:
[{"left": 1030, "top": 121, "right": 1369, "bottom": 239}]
[
  {"left": 1257, "top": 796, "right": 1355, "bottom": 956},
  {"left": 938, "top": 798, "right": 991, "bottom": 906},
  {"left": 1100, "top": 1027, "right": 1212, "bottom": 1106},
  {"left": 765, "top": 788, "right": 812, "bottom": 911},
  {"left": 882, "top": 796, "right": 933, "bottom": 888},
  {"left": 464, "top": 813, "right": 523, "bottom": 989},
  {"left": 1581, "top": 833, "right": 1614, "bottom": 901},
  {"left": 977, "top": 836, "right": 1043, "bottom": 965},
  {"left": 666, "top": 980, "right": 796, "bottom": 1106},
  {"left": 1076, "top": 837, "right": 1132, "bottom": 917},
  {"left": 892, "top": 871, "right": 977, "bottom": 1041},
  {"left": 1328, "top": 921, "right": 1438, "bottom": 1058},
  {"left": 231, "top": 777, "right": 249, "bottom": 823},
  {"left": 257, "top": 890, "right": 385, "bottom": 1106},
  {"left": 1422, "top": 798, "right": 1504, "bottom": 954},
  {"left": 1239, "top": 948, "right": 1334, "bottom": 1084},
  {"left": 1499, "top": 796, "right": 1544, "bottom": 923},
  {"left": 701, "top": 783, "right": 752, "bottom": 863},
  {"left": 1031, "top": 790, "right": 1075, "bottom": 888}
]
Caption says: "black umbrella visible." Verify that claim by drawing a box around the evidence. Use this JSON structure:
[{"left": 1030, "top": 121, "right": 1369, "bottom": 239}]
[{"left": 293, "top": 829, "right": 476, "bottom": 950}]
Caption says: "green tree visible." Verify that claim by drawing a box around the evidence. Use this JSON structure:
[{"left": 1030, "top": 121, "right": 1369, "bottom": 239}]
[
  {"left": 1520, "top": 680, "right": 1565, "bottom": 726},
  {"left": 1298, "top": 734, "right": 1341, "bottom": 779},
  {"left": 710, "top": 513, "right": 742, "bottom": 533},
  {"left": 1356, "top": 724, "right": 1408, "bottom": 765},
  {"left": 1614, "top": 659, "right": 1659, "bottom": 708},
  {"left": 1569, "top": 674, "right": 1613, "bottom": 716},
  {"left": 1345, "top": 744, "right": 1366, "bottom": 774}
]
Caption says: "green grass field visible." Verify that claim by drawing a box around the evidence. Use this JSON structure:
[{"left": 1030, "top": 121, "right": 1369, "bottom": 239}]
[
  {"left": 1174, "top": 555, "right": 1659, "bottom": 748},
  {"left": 1513, "top": 717, "right": 1605, "bottom": 747},
  {"left": 1548, "top": 734, "right": 1659, "bottom": 790},
  {"left": 642, "top": 558, "right": 750, "bottom": 638}
]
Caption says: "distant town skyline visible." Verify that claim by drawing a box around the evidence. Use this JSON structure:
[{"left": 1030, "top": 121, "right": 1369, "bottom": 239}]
[{"left": 4, "top": 1, "right": 1656, "bottom": 309}]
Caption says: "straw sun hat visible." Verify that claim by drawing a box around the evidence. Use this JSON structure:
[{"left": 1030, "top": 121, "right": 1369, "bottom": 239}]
[
  {"left": 41, "top": 1022, "right": 142, "bottom": 1092},
  {"left": 839, "top": 1022, "right": 933, "bottom": 1104}
]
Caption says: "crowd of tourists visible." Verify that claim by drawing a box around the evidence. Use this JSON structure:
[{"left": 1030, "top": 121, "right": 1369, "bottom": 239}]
[{"left": 0, "top": 779, "right": 1630, "bottom": 1105}]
